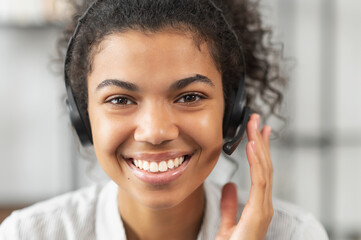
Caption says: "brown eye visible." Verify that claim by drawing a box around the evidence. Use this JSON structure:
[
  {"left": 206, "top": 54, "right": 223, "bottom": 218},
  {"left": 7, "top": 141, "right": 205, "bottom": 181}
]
[
  {"left": 177, "top": 93, "right": 205, "bottom": 104},
  {"left": 183, "top": 95, "right": 198, "bottom": 102},
  {"left": 108, "top": 97, "right": 135, "bottom": 105}
]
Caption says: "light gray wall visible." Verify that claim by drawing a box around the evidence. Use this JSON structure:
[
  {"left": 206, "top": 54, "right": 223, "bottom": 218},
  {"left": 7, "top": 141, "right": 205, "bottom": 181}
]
[
  {"left": 0, "top": 1, "right": 360, "bottom": 239},
  {"left": 0, "top": 27, "right": 75, "bottom": 203}
]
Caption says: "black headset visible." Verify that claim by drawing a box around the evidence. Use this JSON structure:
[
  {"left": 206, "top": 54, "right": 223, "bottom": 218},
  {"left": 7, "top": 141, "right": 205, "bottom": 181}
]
[{"left": 64, "top": 0, "right": 251, "bottom": 156}]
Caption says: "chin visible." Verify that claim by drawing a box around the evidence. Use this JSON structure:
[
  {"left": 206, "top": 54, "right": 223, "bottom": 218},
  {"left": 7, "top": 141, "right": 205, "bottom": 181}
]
[{"left": 123, "top": 180, "right": 204, "bottom": 211}]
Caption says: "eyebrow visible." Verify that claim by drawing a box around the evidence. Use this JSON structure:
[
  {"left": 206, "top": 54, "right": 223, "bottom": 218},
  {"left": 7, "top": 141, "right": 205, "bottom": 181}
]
[
  {"left": 96, "top": 79, "right": 139, "bottom": 92},
  {"left": 95, "top": 74, "right": 214, "bottom": 92},
  {"left": 170, "top": 74, "right": 215, "bottom": 90}
]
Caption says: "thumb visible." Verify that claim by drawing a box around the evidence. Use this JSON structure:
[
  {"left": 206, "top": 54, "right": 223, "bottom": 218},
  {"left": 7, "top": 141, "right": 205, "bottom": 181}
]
[{"left": 219, "top": 182, "right": 238, "bottom": 233}]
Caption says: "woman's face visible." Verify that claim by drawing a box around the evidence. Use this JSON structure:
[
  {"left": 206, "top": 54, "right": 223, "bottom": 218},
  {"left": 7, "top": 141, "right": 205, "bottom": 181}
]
[{"left": 87, "top": 30, "right": 224, "bottom": 209}]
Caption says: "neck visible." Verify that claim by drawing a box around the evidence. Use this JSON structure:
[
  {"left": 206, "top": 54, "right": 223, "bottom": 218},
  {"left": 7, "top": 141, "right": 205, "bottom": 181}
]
[{"left": 117, "top": 185, "right": 205, "bottom": 240}]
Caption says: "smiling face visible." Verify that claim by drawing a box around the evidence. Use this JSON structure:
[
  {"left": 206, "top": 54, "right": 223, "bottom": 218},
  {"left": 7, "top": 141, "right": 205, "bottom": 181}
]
[{"left": 87, "top": 30, "right": 224, "bottom": 209}]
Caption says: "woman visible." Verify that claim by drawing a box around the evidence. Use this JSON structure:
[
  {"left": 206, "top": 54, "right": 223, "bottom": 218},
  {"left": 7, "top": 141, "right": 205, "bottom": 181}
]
[{"left": 0, "top": 0, "right": 328, "bottom": 239}]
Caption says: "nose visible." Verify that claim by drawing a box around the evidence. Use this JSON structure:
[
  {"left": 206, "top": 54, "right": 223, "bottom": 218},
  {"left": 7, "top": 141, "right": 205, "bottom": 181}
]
[{"left": 134, "top": 103, "right": 179, "bottom": 145}]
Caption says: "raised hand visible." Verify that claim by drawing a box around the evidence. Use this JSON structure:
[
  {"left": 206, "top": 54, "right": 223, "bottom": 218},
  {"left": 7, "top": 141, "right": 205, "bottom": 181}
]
[{"left": 216, "top": 114, "right": 273, "bottom": 240}]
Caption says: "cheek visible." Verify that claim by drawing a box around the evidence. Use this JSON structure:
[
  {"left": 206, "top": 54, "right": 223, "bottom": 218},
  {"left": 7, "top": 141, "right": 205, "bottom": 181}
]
[
  {"left": 89, "top": 110, "right": 136, "bottom": 181},
  {"left": 178, "top": 106, "right": 224, "bottom": 187},
  {"left": 89, "top": 104, "right": 133, "bottom": 157},
  {"left": 94, "top": 118, "right": 125, "bottom": 151},
  {"left": 197, "top": 113, "right": 223, "bottom": 148},
  {"left": 182, "top": 104, "right": 224, "bottom": 158}
]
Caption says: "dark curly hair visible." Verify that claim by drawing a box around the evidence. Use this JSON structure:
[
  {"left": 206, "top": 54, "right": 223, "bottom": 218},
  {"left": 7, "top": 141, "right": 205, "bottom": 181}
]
[{"left": 59, "top": 0, "right": 285, "bottom": 132}]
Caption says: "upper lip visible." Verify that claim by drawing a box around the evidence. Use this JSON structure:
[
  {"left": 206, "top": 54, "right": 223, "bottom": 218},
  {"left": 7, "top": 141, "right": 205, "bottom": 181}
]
[{"left": 122, "top": 151, "right": 193, "bottom": 162}]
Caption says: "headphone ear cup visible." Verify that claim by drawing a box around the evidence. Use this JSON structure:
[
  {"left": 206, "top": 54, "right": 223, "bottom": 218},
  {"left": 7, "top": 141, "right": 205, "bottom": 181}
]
[
  {"left": 223, "top": 106, "right": 251, "bottom": 155},
  {"left": 222, "top": 84, "right": 250, "bottom": 155},
  {"left": 223, "top": 86, "right": 246, "bottom": 138},
  {"left": 65, "top": 84, "right": 93, "bottom": 146},
  {"left": 223, "top": 90, "right": 235, "bottom": 138}
]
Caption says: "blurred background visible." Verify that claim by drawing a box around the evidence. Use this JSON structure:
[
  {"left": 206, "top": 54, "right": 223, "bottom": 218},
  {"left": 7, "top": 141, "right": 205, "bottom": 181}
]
[{"left": 0, "top": 0, "right": 360, "bottom": 239}]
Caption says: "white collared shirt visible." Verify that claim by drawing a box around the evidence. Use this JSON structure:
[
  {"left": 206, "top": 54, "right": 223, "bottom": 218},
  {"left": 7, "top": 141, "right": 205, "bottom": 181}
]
[{"left": 0, "top": 181, "right": 328, "bottom": 240}]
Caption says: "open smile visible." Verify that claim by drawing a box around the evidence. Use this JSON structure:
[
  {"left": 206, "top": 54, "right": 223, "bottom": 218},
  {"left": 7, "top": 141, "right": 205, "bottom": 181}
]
[
  {"left": 123, "top": 153, "right": 194, "bottom": 185},
  {"left": 132, "top": 154, "right": 192, "bottom": 173}
]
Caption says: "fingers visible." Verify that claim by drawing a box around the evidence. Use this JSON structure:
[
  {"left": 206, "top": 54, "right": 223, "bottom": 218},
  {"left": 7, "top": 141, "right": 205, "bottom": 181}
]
[
  {"left": 245, "top": 141, "right": 263, "bottom": 205},
  {"left": 217, "top": 115, "right": 273, "bottom": 240},
  {"left": 247, "top": 114, "right": 270, "bottom": 149},
  {"left": 246, "top": 114, "right": 273, "bottom": 175},
  {"left": 261, "top": 126, "right": 271, "bottom": 149},
  {"left": 240, "top": 113, "right": 273, "bottom": 236},
  {"left": 217, "top": 114, "right": 273, "bottom": 240},
  {"left": 219, "top": 183, "right": 238, "bottom": 232}
]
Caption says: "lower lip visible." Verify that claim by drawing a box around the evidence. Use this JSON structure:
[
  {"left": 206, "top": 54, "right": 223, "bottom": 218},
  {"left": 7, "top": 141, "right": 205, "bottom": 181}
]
[{"left": 126, "top": 157, "right": 191, "bottom": 185}]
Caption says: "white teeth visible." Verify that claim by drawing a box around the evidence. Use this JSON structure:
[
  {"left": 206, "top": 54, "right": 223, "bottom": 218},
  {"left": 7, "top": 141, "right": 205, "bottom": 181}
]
[
  {"left": 174, "top": 158, "right": 179, "bottom": 167},
  {"left": 143, "top": 161, "right": 150, "bottom": 171},
  {"left": 167, "top": 160, "right": 174, "bottom": 169},
  {"left": 132, "top": 156, "right": 189, "bottom": 172},
  {"left": 149, "top": 162, "right": 158, "bottom": 172},
  {"left": 159, "top": 161, "right": 168, "bottom": 172}
]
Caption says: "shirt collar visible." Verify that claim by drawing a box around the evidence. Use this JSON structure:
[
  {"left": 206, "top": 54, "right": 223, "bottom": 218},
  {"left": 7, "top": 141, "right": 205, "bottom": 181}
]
[
  {"left": 197, "top": 180, "right": 222, "bottom": 239},
  {"left": 96, "top": 181, "right": 127, "bottom": 240}
]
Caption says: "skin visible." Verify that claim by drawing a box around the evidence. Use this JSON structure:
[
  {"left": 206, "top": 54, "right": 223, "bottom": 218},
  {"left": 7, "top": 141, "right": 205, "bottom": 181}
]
[{"left": 87, "top": 30, "right": 273, "bottom": 240}]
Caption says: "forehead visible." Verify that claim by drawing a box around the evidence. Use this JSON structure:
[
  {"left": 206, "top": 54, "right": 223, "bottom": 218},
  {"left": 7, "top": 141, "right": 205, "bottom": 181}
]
[{"left": 88, "top": 30, "right": 221, "bottom": 89}]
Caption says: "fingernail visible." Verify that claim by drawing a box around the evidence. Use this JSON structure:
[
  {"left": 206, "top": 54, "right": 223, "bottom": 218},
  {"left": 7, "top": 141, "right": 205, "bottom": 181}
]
[
  {"left": 254, "top": 120, "right": 258, "bottom": 130},
  {"left": 251, "top": 141, "right": 256, "bottom": 152}
]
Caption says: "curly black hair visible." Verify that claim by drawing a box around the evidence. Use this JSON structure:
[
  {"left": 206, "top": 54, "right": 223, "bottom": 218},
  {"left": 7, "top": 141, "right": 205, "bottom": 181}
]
[{"left": 58, "top": 0, "right": 285, "bottom": 131}]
